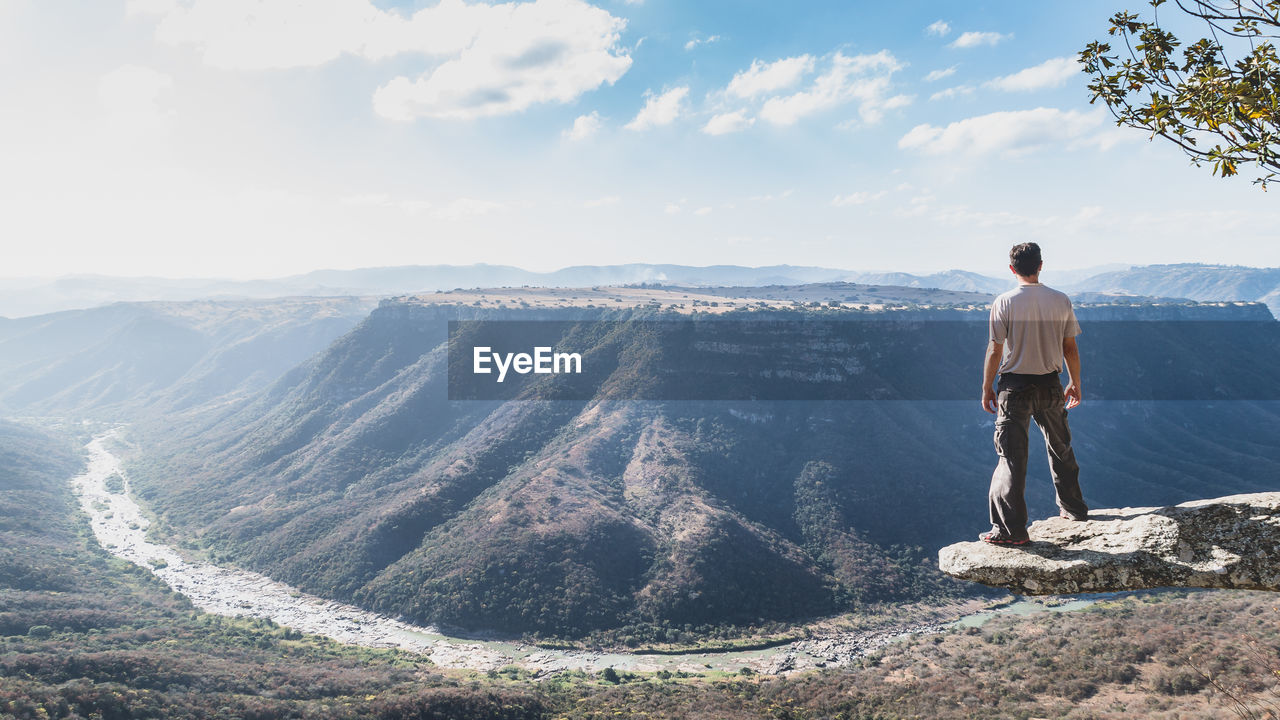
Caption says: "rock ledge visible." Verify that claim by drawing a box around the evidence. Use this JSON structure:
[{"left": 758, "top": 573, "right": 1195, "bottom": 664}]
[{"left": 938, "top": 492, "right": 1280, "bottom": 595}]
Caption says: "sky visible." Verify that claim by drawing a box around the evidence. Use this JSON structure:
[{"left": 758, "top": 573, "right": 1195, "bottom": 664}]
[{"left": 1, "top": 0, "right": 1277, "bottom": 280}]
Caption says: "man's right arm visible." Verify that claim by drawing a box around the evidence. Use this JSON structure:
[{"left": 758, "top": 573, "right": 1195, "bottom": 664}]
[
  {"left": 1063, "top": 336, "right": 1082, "bottom": 409},
  {"left": 982, "top": 340, "right": 1003, "bottom": 414},
  {"left": 984, "top": 299, "right": 1006, "bottom": 414}
]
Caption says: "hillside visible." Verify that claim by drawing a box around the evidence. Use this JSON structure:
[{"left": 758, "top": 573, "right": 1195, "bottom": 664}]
[
  {"left": 0, "top": 297, "right": 376, "bottom": 418},
  {"left": 5, "top": 421, "right": 1278, "bottom": 719},
  {"left": 125, "top": 299, "right": 1280, "bottom": 639},
  {"left": 0, "top": 420, "right": 548, "bottom": 719},
  {"left": 1068, "top": 263, "right": 1280, "bottom": 314}
]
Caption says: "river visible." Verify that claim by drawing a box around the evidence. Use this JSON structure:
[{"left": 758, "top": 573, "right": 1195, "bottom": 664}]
[{"left": 70, "top": 432, "right": 1101, "bottom": 676}]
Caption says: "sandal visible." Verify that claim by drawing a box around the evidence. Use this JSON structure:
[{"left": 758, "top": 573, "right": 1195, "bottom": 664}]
[{"left": 980, "top": 531, "right": 1029, "bottom": 546}]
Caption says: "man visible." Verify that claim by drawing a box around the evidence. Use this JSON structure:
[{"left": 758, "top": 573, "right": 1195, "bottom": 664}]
[{"left": 979, "top": 242, "right": 1088, "bottom": 545}]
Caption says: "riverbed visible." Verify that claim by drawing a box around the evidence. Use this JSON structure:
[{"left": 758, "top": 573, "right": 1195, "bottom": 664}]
[{"left": 71, "top": 432, "right": 1102, "bottom": 676}]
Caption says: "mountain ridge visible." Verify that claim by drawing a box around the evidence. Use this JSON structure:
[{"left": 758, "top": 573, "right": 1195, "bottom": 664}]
[
  {"left": 122, "top": 298, "right": 1280, "bottom": 639},
  {"left": 0, "top": 262, "right": 1138, "bottom": 317}
]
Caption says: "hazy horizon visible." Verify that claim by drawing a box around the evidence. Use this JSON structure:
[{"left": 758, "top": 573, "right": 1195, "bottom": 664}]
[{"left": 0, "top": 260, "right": 1143, "bottom": 284}]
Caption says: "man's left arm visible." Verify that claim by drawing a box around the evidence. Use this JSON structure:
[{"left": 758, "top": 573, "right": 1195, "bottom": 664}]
[
  {"left": 1063, "top": 336, "right": 1082, "bottom": 409},
  {"left": 1062, "top": 299, "right": 1083, "bottom": 409}
]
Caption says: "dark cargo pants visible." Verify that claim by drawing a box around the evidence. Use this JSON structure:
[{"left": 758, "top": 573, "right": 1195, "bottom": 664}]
[{"left": 990, "top": 384, "right": 1088, "bottom": 539}]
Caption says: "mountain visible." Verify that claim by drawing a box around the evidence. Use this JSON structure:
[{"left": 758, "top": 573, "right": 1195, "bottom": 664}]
[
  {"left": 0, "top": 274, "right": 351, "bottom": 319},
  {"left": 124, "top": 298, "right": 1280, "bottom": 639},
  {"left": 0, "top": 265, "right": 856, "bottom": 318},
  {"left": 849, "top": 270, "right": 1013, "bottom": 295},
  {"left": 16, "top": 261, "right": 1280, "bottom": 321},
  {"left": 1066, "top": 263, "right": 1280, "bottom": 314},
  {"left": 0, "top": 297, "right": 377, "bottom": 418},
  {"left": 2, "top": 264, "right": 1011, "bottom": 318}
]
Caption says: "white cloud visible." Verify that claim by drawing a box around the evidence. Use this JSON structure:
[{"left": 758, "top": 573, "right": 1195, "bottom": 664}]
[
  {"left": 584, "top": 195, "right": 620, "bottom": 208},
  {"left": 336, "top": 193, "right": 513, "bottom": 221},
  {"left": 624, "top": 86, "right": 688, "bottom": 130},
  {"left": 759, "top": 51, "right": 904, "bottom": 126},
  {"left": 684, "top": 34, "right": 720, "bottom": 51},
  {"left": 881, "top": 94, "right": 914, "bottom": 111},
  {"left": 726, "top": 55, "right": 814, "bottom": 98},
  {"left": 702, "top": 110, "right": 754, "bottom": 135},
  {"left": 950, "top": 31, "right": 1011, "bottom": 48},
  {"left": 925, "top": 20, "right": 951, "bottom": 37},
  {"left": 125, "top": 0, "right": 178, "bottom": 15},
  {"left": 134, "top": 0, "right": 632, "bottom": 121},
  {"left": 563, "top": 111, "right": 602, "bottom": 140},
  {"left": 924, "top": 66, "right": 956, "bottom": 82},
  {"left": 338, "top": 194, "right": 436, "bottom": 215},
  {"left": 374, "top": 1, "right": 632, "bottom": 120},
  {"left": 892, "top": 192, "right": 938, "bottom": 218},
  {"left": 432, "top": 197, "right": 508, "bottom": 221},
  {"left": 693, "top": 206, "right": 713, "bottom": 216},
  {"left": 341, "top": 193, "right": 395, "bottom": 207},
  {"left": 898, "top": 107, "right": 1105, "bottom": 156},
  {"left": 831, "top": 191, "right": 886, "bottom": 206},
  {"left": 915, "top": 203, "right": 1110, "bottom": 233},
  {"left": 929, "top": 84, "right": 974, "bottom": 101},
  {"left": 749, "top": 189, "right": 794, "bottom": 202},
  {"left": 141, "top": 0, "right": 428, "bottom": 69},
  {"left": 663, "top": 202, "right": 681, "bottom": 214},
  {"left": 985, "top": 57, "right": 1079, "bottom": 92},
  {"left": 97, "top": 64, "right": 174, "bottom": 136}
]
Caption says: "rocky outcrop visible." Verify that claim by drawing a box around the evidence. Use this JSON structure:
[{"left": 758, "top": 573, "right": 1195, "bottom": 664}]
[{"left": 938, "top": 493, "right": 1280, "bottom": 595}]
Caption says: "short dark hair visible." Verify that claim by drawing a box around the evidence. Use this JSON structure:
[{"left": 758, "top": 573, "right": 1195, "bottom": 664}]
[{"left": 1009, "top": 243, "right": 1042, "bottom": 277}]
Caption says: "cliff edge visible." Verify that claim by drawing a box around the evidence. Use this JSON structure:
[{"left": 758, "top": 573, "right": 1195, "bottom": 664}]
[{"left": 938, "top": 493, "right": 1280, "bottom": 594}]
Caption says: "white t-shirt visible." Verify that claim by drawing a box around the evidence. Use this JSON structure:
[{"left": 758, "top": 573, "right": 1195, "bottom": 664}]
[{"left": 988, "top": 283, "right": 1081, "bottom": 375}]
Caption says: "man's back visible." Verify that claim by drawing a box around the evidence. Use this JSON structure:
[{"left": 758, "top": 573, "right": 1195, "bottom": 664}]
[{"left": 989, "top": 283, "right": 1080, "bottom": 376}]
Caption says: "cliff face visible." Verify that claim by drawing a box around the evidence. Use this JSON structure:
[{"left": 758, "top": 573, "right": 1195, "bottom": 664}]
[
  {"left": 938, "top": 493, "right": 1280, "bottom": 594},
  {"left": 127, "top": 301, "right": 1280, "bottom": 636}
]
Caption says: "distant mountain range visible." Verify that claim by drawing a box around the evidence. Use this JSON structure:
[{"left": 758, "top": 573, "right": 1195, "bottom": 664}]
[
  {"left": 1068, "top": 264, "right": 1280, "bottom": 310},
  {"left": 0, "top": 297, "right": 376, "bottom": 418},
  {"left": 0, "top": 262, "right": 1136, "bottom": 318},
  {"left": 10, "top": 262, "right": 1280, "bottom": 319}
]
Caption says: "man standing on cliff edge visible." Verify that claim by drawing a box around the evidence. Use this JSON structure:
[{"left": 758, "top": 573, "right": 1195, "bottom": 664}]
[{"left": 980, "top": 242, "right": 1089, "bottom": 544}]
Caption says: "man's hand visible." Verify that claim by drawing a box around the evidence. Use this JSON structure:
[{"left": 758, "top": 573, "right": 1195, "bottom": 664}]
[
  {"left": 1064, "top": 382, "right": 1082, "bottom": 409},
  {"left": 1062, "top": 336, "right": 1082, "bottom": 410},
  {"left": 982, "top": 386, "right": 998, "bottom": 414}
]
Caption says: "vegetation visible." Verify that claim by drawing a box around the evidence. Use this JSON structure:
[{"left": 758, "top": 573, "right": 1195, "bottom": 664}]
[
  {"left": 546, "top": 592, "right": 1280, "bottom": 720},
  {"left": 123, "top": 302, "right": 1280, "bottom": 641},
  {"left": 5, "top": 422, "right": 1280, "bottom": 719},
  {"left": 1082, "top": 0, "right": 1280, "bottom": 187},
  {"left": 0, "top": 420, "right": 546, "bottom": 719}
]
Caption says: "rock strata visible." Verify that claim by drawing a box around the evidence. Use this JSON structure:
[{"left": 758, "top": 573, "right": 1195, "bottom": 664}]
[{"left": 938, "top": 493, "right": 1280, "bottom": 594}]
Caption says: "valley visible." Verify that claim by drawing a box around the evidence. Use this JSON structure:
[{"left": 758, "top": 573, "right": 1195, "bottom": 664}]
[
  {"left": 114, "top": 295, "right": 1280, "bottom": 642},
  {"left": 3, "top": 417, "right": 1277, "bottom": 719},
  {"left": 73, "top": 428, "right": 1085, "bottom": 675},
  {"left": 3, "top": 279, "right": 1280, "bottom": 719}
]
